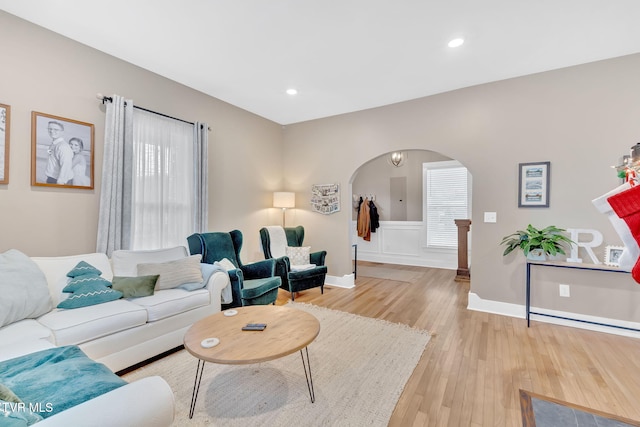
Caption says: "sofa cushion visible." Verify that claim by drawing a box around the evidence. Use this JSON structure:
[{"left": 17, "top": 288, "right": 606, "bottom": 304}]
[
  {"left": 31, "top": 253, "right": 113, "bottom": 307},
  {"left": 137, "top": 255, "right": 203, "bottom": 290},
  {"left": 111, "top": 246, "right": 189, "bottom": 277},
  {"left": 0, "top": 320, "right": 56, "bottom": 363},
  {"left": 57, "top": 283, "right": 123, "bottom": 310},
  {"left": 128, "top": 288, "right": 210, "bottom": 322},
  {"left": 0, "top": 250, "right": 53, "bottom": 328},
  {"left": 0, "top": 319, "right": 52, "bottom": 346},
  {"left": 38, "top": 300, "right": 147, "bottom": 346},
  {"left": 112, "top": 275, "right": 158, "bottom": 298}
]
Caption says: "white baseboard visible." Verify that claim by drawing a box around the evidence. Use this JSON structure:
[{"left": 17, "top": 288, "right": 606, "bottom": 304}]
[
  {"left": 325, "top": 274, "right": 355, "bottom": 289},
  {"left": 467, "top": 292, "right": 640, "bottom": 339}
]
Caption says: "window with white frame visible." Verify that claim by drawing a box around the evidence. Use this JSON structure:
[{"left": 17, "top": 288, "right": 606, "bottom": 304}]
[{"left": 423, "top": 160, "right": 471, "bottom": 248}]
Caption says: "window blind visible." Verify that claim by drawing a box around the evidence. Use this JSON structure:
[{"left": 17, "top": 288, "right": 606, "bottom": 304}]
[{"left": 426, "top": 164, "right": 469, "bottom": 248}]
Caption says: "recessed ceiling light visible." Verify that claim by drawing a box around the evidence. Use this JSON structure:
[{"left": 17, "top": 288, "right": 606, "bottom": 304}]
[
  {"left": 286, "top": 88, "right": 298, "bottom": 95},
  {"left": 448, "top": 38, "right": 464, "bottom": 48}
]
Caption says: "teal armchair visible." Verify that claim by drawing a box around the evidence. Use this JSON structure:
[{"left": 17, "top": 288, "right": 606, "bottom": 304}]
[
  {"left": 259, "top": 226, "right": 327, "bottom": 300},
  {"left": 187, "top": 230, "right": 281, "bottom": 308}
]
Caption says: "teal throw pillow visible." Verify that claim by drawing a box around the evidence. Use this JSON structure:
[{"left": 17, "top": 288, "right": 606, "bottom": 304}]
[
  {"left": 66, "top": 261, "right": 102, "bottom": 278},
  {"left": 57, "top": 283, "right": 122, "bottom": 309},
  {"left": 112, "top": 275, "right": 158, "bottom": 298},
  {"left": 62, "top": 275, "right": 112, "bottom": 293}
]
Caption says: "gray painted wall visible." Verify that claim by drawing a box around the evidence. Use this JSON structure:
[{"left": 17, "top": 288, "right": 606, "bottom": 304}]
[
  {"left": 2, "top": 10, "right": 640, "bottom": 324},
  {"left": 0, "top": 11, "right": 283, "bottom": 262},
  {"left": 283, "top": 54, "right": 640, "bottom": 323}
]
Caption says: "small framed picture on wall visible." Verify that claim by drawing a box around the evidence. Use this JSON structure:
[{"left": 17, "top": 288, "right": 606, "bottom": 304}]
[
  {"left": 31, "top": 111, "right": 94, "bottom": 189},
  {"left": 518, "top": 161, "right": 550, "bottom": 208},
  {"left": 0, "top": 103, "right": 10, "bottom": 184}
]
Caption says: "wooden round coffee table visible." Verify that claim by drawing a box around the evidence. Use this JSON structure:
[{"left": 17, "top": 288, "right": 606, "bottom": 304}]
[{"left": 183, "top": 305, "right": 320, "bottom": 418}]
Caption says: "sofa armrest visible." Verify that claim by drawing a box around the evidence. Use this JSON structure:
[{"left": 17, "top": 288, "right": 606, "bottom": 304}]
[
  {"left": 310, "top": 250, "right": 327, "bottom": 266},
  {"left": 36, "top": 376, "right": 174, "bottom": 427},
  {"left": 241, "top": 258, "right": 276, "bottom": 279},
  {"left": 205, "top": 270, "right": 232, "bottom": 306}
]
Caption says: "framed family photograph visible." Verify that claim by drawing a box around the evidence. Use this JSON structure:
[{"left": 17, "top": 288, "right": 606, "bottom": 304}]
[
  {"left": 31, "top": 111, "right": 94, "bottom": 189},
  {"left": 518, "top": 161, "right": 550, "bottom": 208},
  {"left": 0, "top": 103, "right": 10, "bottom": 184},
  {"left": 604, "top": 245, "right": 624, "bottom": 267}
]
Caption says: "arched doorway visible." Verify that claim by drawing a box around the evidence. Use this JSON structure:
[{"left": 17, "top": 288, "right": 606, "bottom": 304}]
[{"left": 349, "top": 149, "right": 472, "bottom": 270}]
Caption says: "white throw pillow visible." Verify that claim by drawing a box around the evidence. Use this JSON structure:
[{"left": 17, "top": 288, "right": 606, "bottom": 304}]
[
  {"left": 137, "top": 255, "right": 203, "bottom": 290},
  {"left": 0, "top": 250, "right": 53, "bottom": 328},
  {"left": 286, "top": 246, "right": 311, "bottom": 266},
  {"left": 215, "top": 258, "right": 237, "bottom": 271}
]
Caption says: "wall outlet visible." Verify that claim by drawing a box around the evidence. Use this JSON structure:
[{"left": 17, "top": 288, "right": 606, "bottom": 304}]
[{"left": 559, "top": 284, "right": 571, "bottom": 297}]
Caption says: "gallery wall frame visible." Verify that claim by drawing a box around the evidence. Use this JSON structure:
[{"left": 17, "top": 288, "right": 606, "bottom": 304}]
[
  {"left": 311, "top": 183, "right": 340, "bottom": 214},
  {"left": 0, "top": 103, "right": 10, "bottom": 184},
  {"left": 31, "top": 111, "right": 94, "bottom": 189},
  {"left": 518, "top": 161, "right": 550, "bottom": 208}
]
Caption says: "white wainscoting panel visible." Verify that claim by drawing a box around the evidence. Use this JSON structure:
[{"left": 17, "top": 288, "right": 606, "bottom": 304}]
[{"left": 352, "top": 221, "right": 458, "bottom": 269}]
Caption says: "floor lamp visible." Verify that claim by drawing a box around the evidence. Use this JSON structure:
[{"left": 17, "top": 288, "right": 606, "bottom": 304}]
[{"left": 273, "top": 192, "right": 295, "bottom": 227}]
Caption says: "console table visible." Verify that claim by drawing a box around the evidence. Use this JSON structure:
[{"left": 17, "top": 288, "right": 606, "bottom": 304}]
[{"left": 525, "top": 260, "right": 638, "bottom": 332}]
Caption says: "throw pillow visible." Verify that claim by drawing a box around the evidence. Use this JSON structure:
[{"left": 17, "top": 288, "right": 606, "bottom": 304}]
[
  {"left": 0, "top": 383, "right": 22, "bottom": 404},
  {"left": 0, "top": 249, "right": 53, "bottom": 329},
  {"left": 112, "top": 275, "right": 159, "bottom": 298},
  {"left": 136, "top": 255, "right": 203, "bottom": 290},
  {"left": 57, "top": 283, "right": 123, "bottom": 309},
  {"left": 178, "top": 264, "right": 218, "bottom": 291},
  {"left": 66, "top": 261, "right": 102, "bottom": 278},
  {"left": 62, "top": 275, "right": 112, "bottom": 293},
  {"left": 215, "top": 258, "right": 237, "bottom": 271},
  {"left": 286, "top": 246, "right": 311, "bottom": 266}
]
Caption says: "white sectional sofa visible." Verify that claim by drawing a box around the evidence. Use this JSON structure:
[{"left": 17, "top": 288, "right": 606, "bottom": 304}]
[{"left": 0, "top": 246, "right": 231, "bottom": 426}]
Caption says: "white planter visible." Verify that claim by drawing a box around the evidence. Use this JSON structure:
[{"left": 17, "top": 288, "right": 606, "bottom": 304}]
[{"left": 526, "top": 248, "right": 546, "bottom": 261}]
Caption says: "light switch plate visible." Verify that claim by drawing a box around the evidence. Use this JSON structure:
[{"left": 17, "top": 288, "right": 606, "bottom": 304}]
[{"left": 484, "top": 212, "right": 497, "bottom": 223}]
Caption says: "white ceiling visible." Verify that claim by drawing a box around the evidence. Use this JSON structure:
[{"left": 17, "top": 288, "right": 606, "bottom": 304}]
[{"left": 2, "top": 1, "right": 640, "bottom": 125}]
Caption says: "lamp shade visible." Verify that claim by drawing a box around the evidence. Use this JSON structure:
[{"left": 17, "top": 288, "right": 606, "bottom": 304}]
[{"left": 273, "top": 192, "right": 295, "bottom": 208}]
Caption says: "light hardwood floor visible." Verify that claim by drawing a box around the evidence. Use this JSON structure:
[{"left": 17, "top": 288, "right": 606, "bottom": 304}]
[{"left": 275, "top": 261, "right": 640, "bottom": 426}]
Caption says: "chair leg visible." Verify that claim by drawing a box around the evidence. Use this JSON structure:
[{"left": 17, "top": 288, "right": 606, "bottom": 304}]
[
  {"left": 321, "top": 285, "right": 324, "bottom": 294},
  {"left": 290, "top": 291, "right": 295, "bottom": 301}
]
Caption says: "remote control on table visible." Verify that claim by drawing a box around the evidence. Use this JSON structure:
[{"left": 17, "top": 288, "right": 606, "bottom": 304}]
[{"left": 242, "top": 323, "right": 267, "bottom": 331}]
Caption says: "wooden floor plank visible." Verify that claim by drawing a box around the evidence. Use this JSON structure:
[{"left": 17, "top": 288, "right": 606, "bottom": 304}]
[{"left": 276, "top": 262, "right": 640, "bottom": 425}]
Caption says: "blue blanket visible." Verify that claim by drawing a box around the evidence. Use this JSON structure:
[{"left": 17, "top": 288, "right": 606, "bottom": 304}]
[{"left": 0, "top": 346, "right": 126, "bottom": 420}]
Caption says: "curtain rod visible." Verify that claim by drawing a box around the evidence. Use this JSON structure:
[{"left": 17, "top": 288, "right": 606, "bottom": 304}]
[{"left": 97, "top": 94, "right": 210, "bottom": 131}]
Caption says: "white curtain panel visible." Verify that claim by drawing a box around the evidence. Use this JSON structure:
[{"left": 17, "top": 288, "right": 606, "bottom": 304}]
[
  {"left": 96, "top": 95, "right": 134, "bottom": 256},
  {"left": 130, "top": 109, "right": 195, "bottom": 250},
  {"left": 193, "top": 122, "right": 209, "bottom": 233}
]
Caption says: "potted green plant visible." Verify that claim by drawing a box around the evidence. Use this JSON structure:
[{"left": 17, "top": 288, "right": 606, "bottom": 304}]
[{"left": 500, "top": 224, "right": 574, "bottom": 260}]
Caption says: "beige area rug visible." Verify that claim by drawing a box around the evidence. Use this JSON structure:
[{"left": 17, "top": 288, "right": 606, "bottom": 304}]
[
  {"left": 123, "top": 302, "right": 430, "bottom": 426},
  {"left": 357, "top": 265, "right": 420, "bottom": 282}
]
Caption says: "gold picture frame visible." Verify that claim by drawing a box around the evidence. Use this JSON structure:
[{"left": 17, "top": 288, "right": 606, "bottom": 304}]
[{"left": 31, "top": 111, "right": 94, "bottom": 189}]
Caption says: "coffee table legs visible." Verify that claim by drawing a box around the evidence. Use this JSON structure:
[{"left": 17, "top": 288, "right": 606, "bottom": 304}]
[
  {"left": 189, "top": 359, "right": 206, "bottom": 419},
  {"left": 300, "top": 347, "right": 315, "bottom": 403},
  {"left": 189, "top": 349, "right": 315, "bottom": 418}
]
